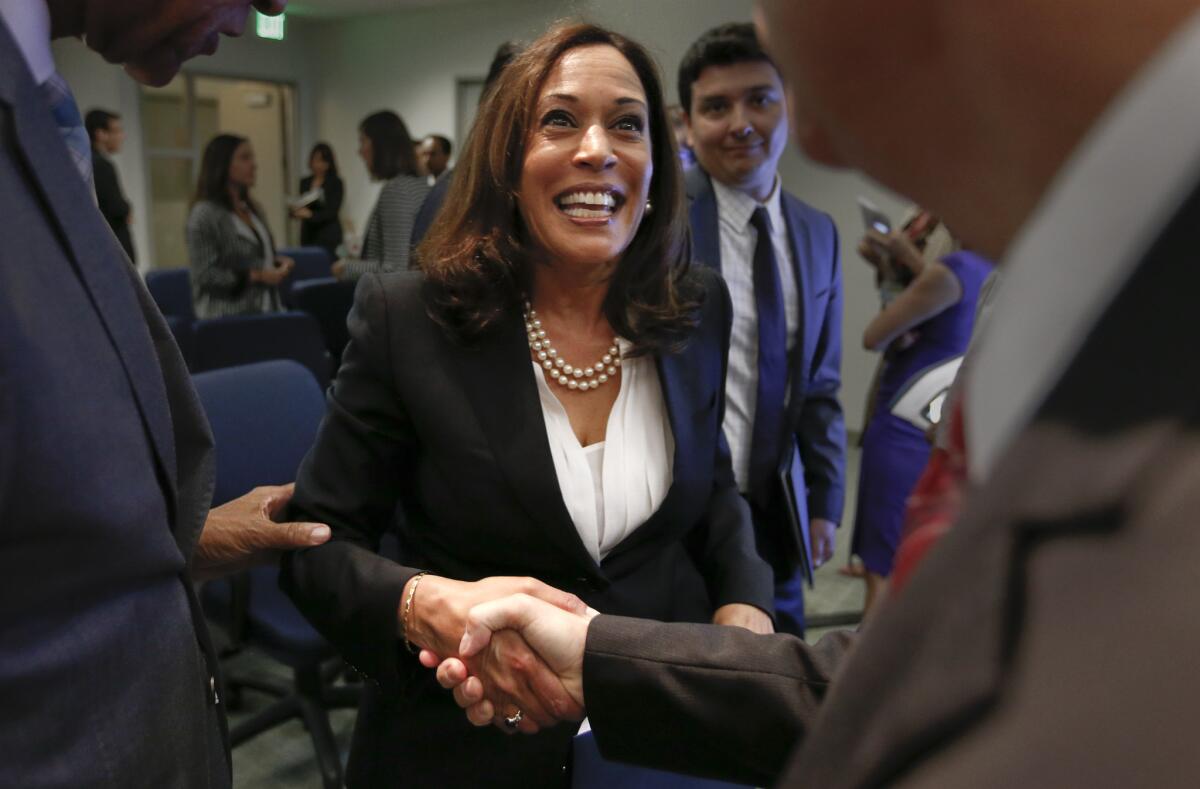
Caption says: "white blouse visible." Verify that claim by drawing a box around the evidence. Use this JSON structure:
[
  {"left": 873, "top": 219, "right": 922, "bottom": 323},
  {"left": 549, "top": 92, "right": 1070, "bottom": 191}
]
[{"left": 532, "top": 339, "right": 675, "bottom": 563}]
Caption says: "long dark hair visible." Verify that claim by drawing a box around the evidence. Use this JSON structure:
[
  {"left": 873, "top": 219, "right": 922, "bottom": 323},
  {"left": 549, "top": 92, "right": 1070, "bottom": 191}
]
[
  {"left": 193, "top": 133, "right": 250, "bottom": 210},
  {"left": 419, "top": 21, "right": 699, "bottom": 355},
  {"left": 193, "top": 133, "right": 272, "bottom": 245},
  {"left": 359, "top": 111, "right": 418, "bottom": 180},
  {"left": 309, "top": 141, "right": 339, "bottom": 178}
]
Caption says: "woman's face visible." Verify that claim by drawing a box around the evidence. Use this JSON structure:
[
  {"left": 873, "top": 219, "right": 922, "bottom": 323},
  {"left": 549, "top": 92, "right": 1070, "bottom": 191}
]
[
  {"left": 517, "top": 44, "right": 653, "bottom": 273},
  {"left": 228, "top": 141, "right": 257, "bottom": 190},
  {"left": 358, "top": 133, "right": 373, "bottom": 174},
  {"left": 310, "top": 151, "right": 329, "bottom": 177}
]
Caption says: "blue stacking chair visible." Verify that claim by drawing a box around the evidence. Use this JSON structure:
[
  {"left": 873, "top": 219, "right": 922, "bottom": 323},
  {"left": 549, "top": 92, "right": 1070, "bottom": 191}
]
[
  {"left": 145, "top": 267, "right": 196, "bottom": 319},
  {"left": 572, "top": 730, "right": 753, "bottom": 789},
  {"left": 193, "top": 360, "right": 354, "bottom": 789},
  {"left": 278, "top": 246, "right": 334, "bottom": 308},
  {"left": 291, "top": 277, "right": 357, "bottom": 368},
  {"left": 192, "top": 311, "right": 333, "bottom": 389}
]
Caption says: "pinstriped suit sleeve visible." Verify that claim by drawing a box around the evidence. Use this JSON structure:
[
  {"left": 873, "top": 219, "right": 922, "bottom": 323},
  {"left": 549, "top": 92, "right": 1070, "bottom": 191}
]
[
  {"left": 343, "top": 176, "right": 431, "bottom": 278},
  {"left": 187, "top": 202, "right": 250, "bottom": 296}
]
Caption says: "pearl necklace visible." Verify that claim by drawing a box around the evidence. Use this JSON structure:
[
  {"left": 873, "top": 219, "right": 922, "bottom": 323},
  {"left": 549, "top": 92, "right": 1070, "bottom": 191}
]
[{"left": 524, "top": 302, "right": 621, "bottom": 392}]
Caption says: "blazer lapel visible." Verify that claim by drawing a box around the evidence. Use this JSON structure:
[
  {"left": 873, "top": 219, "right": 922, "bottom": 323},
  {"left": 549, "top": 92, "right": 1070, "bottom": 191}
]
[
  {"left": 781, "top": 193, "right": 812, "bottom": 406},
  {"left": 601, "top": 347, "right": 700, "bottom": 563},
  {"left": 687, "top": 168, "right": 722, "bottom": 273},
  {"left": 448, "top": 313, "right": 603, "bottom": 579},
  {"left": 2, "top": 37, "right": 180, "bottom": 515}
]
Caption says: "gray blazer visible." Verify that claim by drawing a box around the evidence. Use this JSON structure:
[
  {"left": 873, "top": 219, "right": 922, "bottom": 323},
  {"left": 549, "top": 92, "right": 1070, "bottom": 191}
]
[
  {"left": 0, "top": 20, "right": 227, "bottom": 786},
  {"left": 581, "top": 180, "right": 1200, "bottom": 787},
  {"left": 186, "top": 199, "right": 282, "bottom": 319}
]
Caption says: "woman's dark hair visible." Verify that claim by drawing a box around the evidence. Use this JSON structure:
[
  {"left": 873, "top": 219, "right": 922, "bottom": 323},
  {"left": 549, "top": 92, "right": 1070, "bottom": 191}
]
[
  {"left": 194, "top": 133, "right": 251, "bottom": 210},
  {"left": 359, "top": 110, "right": 418, "bottom": 180},
  {"left": 309, "top": 142, "right": 339, "bottom": 178},
  {"left": 192, "top": 134, "right": 271, "bottom": 243},
  {"left": 419, "top": 21, "right": 699, "bottom": 355}
]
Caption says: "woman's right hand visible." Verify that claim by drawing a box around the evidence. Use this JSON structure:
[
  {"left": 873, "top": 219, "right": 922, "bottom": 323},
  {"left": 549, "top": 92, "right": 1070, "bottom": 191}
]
[
  {"left": 401, "top": 575, "right": 589, "bottom": 732},
  {"left": 253, "top": 258, "right": 294, "bottom": 286}
]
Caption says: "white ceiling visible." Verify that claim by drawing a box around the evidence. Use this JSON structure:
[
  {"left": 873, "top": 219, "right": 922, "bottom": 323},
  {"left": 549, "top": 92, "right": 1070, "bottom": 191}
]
[{"left": 287, "top": 0, "right": 481, "bottom": 18}]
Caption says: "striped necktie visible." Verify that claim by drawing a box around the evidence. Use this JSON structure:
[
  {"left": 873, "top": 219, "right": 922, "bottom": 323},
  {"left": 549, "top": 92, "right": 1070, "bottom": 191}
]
[{"left": 39, "top": 71, "right": 93, "bottom": 188}]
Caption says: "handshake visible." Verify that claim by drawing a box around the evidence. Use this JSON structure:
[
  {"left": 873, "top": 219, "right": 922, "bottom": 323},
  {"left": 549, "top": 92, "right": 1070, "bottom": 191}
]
[{"left": 402, "top": 575, "right": 773, "bottom": 734}]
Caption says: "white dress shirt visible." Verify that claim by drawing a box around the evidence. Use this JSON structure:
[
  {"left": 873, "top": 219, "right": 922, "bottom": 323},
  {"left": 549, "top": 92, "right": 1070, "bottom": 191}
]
[
  {"left": 0, "top": 0, "right": 54, "bottom": 83},
  {"left": 712, "top": 175, "right": 800, "bottom": 492},
  {"left": 533, "top": 339, "right": 674, "bottom": 563},
  {"left": 968, "top": 11, "right": 1200, "bottom": 482}
]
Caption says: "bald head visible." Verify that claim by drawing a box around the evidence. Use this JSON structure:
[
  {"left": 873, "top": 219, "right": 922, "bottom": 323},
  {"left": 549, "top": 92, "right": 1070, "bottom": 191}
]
[
  {"left": 754, "top": 0, "right": 1200, "bottom": 257},
  {"left": 46, "top": 0, "right": 287, "bottom": 86}
]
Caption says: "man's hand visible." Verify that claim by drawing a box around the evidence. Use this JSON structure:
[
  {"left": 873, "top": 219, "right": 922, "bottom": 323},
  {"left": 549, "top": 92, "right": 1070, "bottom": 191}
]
[
  {"left": 810, "top": 518, "right": 837, "bottom": 569},
  {"left": 291, "top": 207, "right": 314, "bottom": 220},
  {"left": 427, "top": 594, "right": 597, "bottom": 731},
  {"left": 331, "top": 259, "right": 348, "bottom": 279},
  {"left": 712, "top": 603, "right": 774, "bottom": 634},
  {"left": 193, "top": 483, "right": 330, "bottom": 582}
]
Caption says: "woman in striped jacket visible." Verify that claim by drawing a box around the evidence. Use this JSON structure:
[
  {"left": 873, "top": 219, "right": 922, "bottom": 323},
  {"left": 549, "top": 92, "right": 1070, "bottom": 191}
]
[
  {"left": 333, "top": 111, "right": 430, "bottom": 280},
  {"left": 186, "top": 134, "right": 294, "bottom": 319}
]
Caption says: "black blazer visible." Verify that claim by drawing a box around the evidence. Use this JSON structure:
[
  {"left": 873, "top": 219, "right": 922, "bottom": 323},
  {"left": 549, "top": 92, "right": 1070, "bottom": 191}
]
[
  {"left": 298, "top": 173, "right": 343, "bottom": 256},
  {"left": 1, "top": 22, "right": 226, "bottom": 787},
  {"left": 92, "top": 147, "right": 136, "bottom": 263},
  {"left": 282, "top": 267, "right": 773, "bottom": 786},
  {"left": 686, "top": 166, "right": 847, "bottom": 570}
]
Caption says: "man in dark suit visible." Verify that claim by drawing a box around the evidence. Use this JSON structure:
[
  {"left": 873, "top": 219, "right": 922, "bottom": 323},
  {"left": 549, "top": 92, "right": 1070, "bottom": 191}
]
[
  {"left": 0, "top": 1, "right": 338, "bottom": 786},
  {"left": 679, "top": 23, "right": 845, "bottom": 635},
  {"left": 436, "top": 0, "right": 1200, "bottom": 785},
  {"left": 85, "top": 107, "right": 136, "bottom": 263}
]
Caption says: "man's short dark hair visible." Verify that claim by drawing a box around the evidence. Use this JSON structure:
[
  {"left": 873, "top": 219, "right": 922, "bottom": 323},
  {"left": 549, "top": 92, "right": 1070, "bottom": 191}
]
[
  {"left": 483, "top": 40, "right": 523, "bottom": 95},
  {"left": 84, "top": 109, "right": 120, "bottom": 144},
  {"left": 425, "top": 134, "right": 452, "bottom": 157},
  {"left": 677, "top": 22, "right": 777, "bottom": 115}
]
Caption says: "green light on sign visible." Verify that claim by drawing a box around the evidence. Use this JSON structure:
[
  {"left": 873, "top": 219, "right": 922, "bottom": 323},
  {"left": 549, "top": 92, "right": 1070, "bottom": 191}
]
[{"left": 256, "top": 12, "right": 285, "bottom": 41}]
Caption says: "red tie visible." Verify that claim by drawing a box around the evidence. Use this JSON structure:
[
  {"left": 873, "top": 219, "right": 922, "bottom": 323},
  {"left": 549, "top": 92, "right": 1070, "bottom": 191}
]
[{"left": 891, "top": 399, "right": 968, "bottom": 593}]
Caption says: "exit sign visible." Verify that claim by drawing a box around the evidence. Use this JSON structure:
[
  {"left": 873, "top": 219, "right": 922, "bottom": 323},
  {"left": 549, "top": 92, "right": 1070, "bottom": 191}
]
[{"left": 256, "top": 11, "right": 285, "bottom": 41}]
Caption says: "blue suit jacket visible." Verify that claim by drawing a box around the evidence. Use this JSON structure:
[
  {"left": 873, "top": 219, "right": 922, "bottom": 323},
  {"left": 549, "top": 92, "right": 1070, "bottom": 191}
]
[
  {"left": 0, "top": 21, "right": 227, "bottom": 786},
  {"left": 686, "top": 167, "right": 847, "bottom": 568}
]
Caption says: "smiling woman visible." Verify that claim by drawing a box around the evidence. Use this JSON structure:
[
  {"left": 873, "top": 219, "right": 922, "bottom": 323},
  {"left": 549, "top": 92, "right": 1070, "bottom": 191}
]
[{"left": 281, "top": 21, "right": 776, "bottom": 788}]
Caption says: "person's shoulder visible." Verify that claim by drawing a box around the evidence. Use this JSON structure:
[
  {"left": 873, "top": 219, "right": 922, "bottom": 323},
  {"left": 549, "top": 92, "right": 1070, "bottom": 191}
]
[
  {"left": 679, "top": 265, "right": 731, "bottom": 327},
  {"left": 780, "top": 188, "right": 834, "bottom": 228},
  {"left": 187, "top": 200, "right": 227, "bottom": 227},
  {"left": 683, "top": 165, "right": 712, "bottom": 202}
]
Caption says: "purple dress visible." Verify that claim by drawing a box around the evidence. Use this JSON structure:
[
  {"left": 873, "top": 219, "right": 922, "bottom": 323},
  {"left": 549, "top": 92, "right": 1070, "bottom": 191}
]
[{"left": 851, "top": 251, "right": 992, "bottom": 575}]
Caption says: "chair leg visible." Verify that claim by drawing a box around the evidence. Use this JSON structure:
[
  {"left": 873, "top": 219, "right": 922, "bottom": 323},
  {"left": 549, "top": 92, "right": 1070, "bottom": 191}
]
[
  {"left": 296, "top": 691, "right": 344, "bottom": 789},
  {"left": 229, "top": 696, "right": 301, "bottom": 746},
  {"left": 297, "top": 665, "right": 346, "bottom": 788}
]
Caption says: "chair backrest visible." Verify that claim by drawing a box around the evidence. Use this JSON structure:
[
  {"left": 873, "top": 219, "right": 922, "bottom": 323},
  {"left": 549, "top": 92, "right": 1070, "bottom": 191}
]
[
  {"left": 192, "top": 360, "right": 325, "bottom": 506},
  {"left": 145, "top": 268, "right": 195, "bottom": 320},
  {"left": 291, "top": 277, "right": 357, "bottom": 365},
  {"left": 192, "top": 311, "right": 332, "bottom": 389},
  {"left": 278, "top": 246, "right": 333, "bottom": 308}
]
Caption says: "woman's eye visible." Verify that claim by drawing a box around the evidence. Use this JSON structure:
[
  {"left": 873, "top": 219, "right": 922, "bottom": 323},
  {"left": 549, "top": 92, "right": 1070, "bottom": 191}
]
[
  {"left": 615, "top": 116, "right": 645, "bottom": 133},
  {"left": 543, "top": 110, "right": 574, "bottom": 128}
]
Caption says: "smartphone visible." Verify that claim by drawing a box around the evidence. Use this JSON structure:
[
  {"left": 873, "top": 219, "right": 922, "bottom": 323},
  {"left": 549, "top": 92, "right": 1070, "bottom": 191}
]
[{"left": 857, "top": 196, "right": 893, "bottom": 235}]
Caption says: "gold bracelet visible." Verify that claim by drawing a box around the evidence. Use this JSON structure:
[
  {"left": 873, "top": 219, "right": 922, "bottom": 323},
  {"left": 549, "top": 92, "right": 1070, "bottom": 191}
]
[{"left": 402, "top": 571, "right": 430, "bottom": 654}]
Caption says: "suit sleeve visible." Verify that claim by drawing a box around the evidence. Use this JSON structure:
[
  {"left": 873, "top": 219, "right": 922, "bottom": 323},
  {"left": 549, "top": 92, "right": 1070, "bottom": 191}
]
[
  {"left": 92, "top": 156, "right": 130, "bottom": 226},
  {"left": 584, "top": 614, "right": 854, "bottom": 786},
  {"left": 797, "top": 218, "right": 847, "bottom": 524},
  {"left": 686, "top": 271, "right": 775, "bottom": 614},
  {"left": 343, "top": 181, "right": 425, "bottom": 278},
  {"left": 186, "top": 205, "right": 251, "bottom": 297},
  {"left": 280, "top": 273, "right": 423, "bottom": 693}
]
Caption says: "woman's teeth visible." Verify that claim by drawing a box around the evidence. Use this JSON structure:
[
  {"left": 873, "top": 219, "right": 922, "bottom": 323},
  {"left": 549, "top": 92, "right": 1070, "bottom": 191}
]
[{"left": 558, "top": 191, "right": 618, "bottom": 217}]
